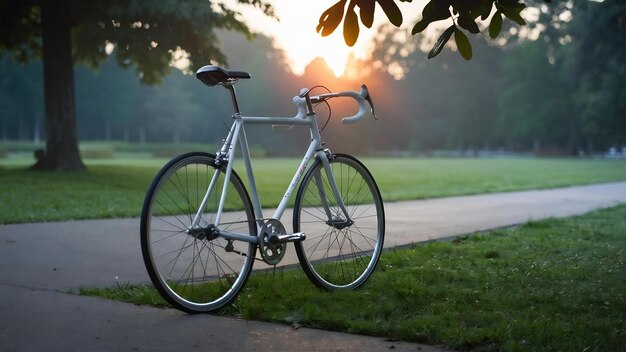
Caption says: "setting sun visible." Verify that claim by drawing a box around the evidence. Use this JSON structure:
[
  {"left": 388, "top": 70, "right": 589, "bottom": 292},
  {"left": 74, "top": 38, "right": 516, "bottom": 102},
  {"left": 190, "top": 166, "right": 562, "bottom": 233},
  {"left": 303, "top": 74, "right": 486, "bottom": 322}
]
[
  {"left": 233, "top": 0, "right": 425, "bottom": 78},
  {"left": 234, "top": 0, "right": 367, "bottom": 77}
]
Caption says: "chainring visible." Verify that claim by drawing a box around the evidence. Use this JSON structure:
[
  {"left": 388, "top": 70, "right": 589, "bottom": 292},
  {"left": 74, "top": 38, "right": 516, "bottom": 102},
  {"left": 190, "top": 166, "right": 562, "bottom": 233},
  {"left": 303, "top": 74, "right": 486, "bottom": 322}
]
[{"left": 259, "top": 219, "right": 287, "bottom": 265}]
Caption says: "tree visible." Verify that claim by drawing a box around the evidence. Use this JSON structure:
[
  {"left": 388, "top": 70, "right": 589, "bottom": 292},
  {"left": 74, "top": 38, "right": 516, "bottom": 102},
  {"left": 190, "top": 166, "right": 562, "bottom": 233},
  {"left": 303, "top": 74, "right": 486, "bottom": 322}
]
[
  {"left": 0, "top": 0, "right": 273, "bottom": 171},
  {"left": 560, "top": 0, "right": 626, "bottom": 153},
  {"left": 497, "top": 39, "right": 569, "bottom": 152},
  {"left": 496, "top": 0, "right": 626, "bottom": 154},
  {"left": 0, "top": 57, "right": 44, "bottom": 142},
  {"left": 317, "top": 0, "right": 550, "bottom": 60},
  {"left": 74, "top": 57, "right": 142, "bottom": 142}
]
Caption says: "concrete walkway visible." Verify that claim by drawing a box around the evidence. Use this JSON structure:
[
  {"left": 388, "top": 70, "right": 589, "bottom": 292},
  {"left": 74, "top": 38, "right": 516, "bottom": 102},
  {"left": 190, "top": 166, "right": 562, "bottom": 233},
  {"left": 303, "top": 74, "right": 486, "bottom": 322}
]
[{"left": 1, "top": 181, "right": 625, "bottom": 351}]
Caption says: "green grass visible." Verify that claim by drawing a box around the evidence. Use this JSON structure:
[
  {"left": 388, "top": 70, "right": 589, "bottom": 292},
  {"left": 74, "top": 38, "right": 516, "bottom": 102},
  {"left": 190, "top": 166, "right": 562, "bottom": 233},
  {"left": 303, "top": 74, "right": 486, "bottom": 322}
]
[
  {"left": 0, "top": 163, "right": 160, "bottom": 223},
  {"left": 368, "top": 158, "right": 626, "bottom": 201},
  {"left": 1, "top": 156, "right": 625, "bottom": 224},
  {"left": 81, "top": 205, "right": 626, "bottom": 351}
]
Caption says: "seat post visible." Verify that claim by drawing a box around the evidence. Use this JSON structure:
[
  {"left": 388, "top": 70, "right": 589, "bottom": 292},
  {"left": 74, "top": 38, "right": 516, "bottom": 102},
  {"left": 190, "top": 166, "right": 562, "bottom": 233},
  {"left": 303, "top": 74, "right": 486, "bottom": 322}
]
[{"left": 223, "top": 84, "right": 241, "bottom": 114}]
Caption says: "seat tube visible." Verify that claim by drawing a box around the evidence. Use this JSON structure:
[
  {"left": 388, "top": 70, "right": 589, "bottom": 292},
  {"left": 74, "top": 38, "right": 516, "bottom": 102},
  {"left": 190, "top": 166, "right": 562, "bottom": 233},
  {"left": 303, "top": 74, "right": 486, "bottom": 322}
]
[
  {"left": 238, "top": 125, "right": 264, "bottom": 224},
  {"left": 214, "top": 120, "right": 241, "bottom": 226},
  {"left": 213, "top": 84, "right": 242, "bottom": 226}
]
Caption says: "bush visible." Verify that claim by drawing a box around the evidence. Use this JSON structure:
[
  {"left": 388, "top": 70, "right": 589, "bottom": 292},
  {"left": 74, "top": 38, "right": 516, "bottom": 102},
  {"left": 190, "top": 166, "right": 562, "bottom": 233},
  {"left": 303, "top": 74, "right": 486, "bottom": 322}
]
[
  {"left": 0, "top": 141, "right": 41, "bottom": 153},
  {"left": 151, "top": 149, "right": 183, "bottom": 158},
  {"left": 80, "top": 147, "right": 115, "bottom": 159}
]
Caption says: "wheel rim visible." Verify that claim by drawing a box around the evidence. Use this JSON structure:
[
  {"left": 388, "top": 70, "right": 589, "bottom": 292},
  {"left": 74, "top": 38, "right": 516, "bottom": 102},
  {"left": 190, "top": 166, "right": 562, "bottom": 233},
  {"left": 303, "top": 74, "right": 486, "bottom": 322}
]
[
  {"left": 295, "top": 156, "right": 384, "bottom": 289},
  {"left": 142, "top": 155, "right": 255, "bottom": 312}
]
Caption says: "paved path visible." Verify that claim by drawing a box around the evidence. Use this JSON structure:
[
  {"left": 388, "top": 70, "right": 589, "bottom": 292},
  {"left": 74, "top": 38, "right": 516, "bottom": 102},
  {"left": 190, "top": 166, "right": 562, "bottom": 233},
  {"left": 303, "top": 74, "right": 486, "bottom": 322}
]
[{"left": 1, "top": 181, "right": 625, "bottom": 351}]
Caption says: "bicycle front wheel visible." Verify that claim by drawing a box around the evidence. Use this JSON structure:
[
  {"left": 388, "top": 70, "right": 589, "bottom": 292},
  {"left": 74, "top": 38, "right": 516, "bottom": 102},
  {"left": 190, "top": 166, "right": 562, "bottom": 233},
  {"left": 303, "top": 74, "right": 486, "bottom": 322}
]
[
  {"left": 293, "top": 153, "right": 385, "bottom": 290},
  {"left": 140, "top": 152, "right": 256, "bottom": 313}
]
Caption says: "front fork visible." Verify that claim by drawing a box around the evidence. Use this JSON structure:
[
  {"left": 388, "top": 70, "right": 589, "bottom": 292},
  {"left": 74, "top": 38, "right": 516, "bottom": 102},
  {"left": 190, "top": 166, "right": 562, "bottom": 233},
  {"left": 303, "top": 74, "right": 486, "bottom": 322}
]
[{"left": 314, "top": 150, "right": 353, "bottom": 228}]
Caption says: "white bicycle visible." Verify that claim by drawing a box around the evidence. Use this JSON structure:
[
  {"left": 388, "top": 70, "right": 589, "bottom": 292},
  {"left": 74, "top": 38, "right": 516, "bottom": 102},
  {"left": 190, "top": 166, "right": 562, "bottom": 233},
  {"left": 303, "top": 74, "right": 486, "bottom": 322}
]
[{"left": 140, "top": 65, "right": 385, "bottom": 313}]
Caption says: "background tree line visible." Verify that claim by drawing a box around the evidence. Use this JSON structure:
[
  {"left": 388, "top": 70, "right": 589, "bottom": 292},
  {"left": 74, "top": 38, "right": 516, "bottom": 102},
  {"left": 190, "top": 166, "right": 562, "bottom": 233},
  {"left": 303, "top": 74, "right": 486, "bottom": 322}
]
[{"left": 1, "top": 0, "right": 624, "bottom": 157}]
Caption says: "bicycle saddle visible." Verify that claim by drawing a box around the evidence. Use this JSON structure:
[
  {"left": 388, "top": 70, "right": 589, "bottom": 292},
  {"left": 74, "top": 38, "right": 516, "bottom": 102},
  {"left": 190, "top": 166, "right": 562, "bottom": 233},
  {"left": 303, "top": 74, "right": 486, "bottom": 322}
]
[{"left": 196, "top": 65, "right": 251, "bottom": 86}]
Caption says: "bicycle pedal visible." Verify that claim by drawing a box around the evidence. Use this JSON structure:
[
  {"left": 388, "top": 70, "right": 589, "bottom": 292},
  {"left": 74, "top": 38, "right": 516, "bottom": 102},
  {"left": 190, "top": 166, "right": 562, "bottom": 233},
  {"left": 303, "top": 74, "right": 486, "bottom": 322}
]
[{"left": 271, "top": 232, "right": 306, "bottom": 244}]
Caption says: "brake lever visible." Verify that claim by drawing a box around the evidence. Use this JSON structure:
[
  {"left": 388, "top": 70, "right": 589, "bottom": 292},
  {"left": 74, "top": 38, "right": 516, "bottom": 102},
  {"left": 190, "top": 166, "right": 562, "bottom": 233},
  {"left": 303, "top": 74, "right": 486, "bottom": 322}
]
[{"left": 361, "top": 84, "right": 377, "bottom": 120}]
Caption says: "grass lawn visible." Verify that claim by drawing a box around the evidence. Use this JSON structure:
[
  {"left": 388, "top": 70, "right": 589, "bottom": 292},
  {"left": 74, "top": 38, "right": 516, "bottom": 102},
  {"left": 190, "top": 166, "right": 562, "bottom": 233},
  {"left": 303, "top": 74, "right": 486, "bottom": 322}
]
[
  {"left": 0, "top": 155, "right": 625, "bottom": 224},
  {"left": 81, "top": 205, "right": 626, "bottom": 351}
]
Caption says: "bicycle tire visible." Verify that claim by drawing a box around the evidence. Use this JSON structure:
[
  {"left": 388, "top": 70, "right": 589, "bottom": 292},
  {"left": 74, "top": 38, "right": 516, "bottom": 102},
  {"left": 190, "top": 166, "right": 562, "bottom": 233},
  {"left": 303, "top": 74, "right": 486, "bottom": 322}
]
[
  {"left": 293, "top": 153, "right": 385, "bottom": 290},
  {"left": 140, "top": 152, "right": 256, "bottom": 313}
]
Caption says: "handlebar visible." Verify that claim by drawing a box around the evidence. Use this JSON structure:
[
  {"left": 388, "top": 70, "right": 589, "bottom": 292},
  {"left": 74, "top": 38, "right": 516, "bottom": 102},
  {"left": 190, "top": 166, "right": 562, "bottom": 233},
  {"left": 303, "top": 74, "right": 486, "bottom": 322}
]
[{"left": 292, "top": 84, "right": 377, "bottom": 124}]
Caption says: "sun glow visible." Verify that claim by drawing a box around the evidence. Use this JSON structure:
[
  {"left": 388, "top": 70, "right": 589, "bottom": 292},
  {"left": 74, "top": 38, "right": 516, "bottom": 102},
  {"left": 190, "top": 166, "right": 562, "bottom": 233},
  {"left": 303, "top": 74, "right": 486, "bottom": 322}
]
[
  {"left": 232, "top": 1, "right": 363, "bottom": 77},
  {"left": 232, "top": 1, "right": 426, "bottom": 78}
]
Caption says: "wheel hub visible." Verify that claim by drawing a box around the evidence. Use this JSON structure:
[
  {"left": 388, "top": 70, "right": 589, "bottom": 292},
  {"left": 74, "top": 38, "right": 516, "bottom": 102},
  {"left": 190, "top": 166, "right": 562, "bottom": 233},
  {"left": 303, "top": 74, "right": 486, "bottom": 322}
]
[
  {"left": 326, "top": 217, "right": 353, "bottom": 230},
  {"left": 187, "top": 224, "right": 219, "bottom": 241}
]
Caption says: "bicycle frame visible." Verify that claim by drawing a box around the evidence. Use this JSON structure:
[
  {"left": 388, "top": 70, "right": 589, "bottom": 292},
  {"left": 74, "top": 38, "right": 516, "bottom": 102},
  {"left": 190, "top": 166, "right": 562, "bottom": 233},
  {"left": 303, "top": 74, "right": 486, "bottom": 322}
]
[{"left": 190, "top": 84, "right": 351, "bottom": 245}]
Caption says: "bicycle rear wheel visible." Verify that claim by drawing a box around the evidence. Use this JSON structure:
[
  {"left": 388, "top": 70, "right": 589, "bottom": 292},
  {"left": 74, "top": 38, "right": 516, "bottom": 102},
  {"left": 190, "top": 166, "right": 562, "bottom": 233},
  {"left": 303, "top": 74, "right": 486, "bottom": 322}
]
[
  {"left": 140, "top": 152, "right": 256, "bottom": 313},
  {"left": 293, "top": 153, "right": 385, "bottom": 290}
]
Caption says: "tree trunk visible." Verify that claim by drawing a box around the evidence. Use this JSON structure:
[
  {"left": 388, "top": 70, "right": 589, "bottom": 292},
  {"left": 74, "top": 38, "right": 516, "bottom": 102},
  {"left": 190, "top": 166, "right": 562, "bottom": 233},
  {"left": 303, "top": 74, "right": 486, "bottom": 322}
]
[{"left": 32, "top": 0, "right": 85, "bottom": 171}]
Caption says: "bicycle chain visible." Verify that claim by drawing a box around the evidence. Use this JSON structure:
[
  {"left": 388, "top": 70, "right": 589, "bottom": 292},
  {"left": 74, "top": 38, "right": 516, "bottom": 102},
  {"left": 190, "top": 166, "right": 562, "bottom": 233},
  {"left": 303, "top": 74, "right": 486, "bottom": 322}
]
[{"left": 215, "top": 218, "right": 283, "bottom": 262}]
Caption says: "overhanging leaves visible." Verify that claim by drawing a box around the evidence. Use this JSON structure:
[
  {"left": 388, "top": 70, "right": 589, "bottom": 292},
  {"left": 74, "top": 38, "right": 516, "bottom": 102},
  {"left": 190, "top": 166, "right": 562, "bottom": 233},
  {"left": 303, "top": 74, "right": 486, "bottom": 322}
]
[
  {"left": 479, "top": 0, "right": 494, "bottom": 21},
  {"left": 489, "top": 11, "right": 503, "bottom": 39},
  {"left": 358, "top": 0, "right": 375, "bottom": 28},
  {"left": 412, "top": 0, "right": 451, "bottom": 34},
  {"left": 497, "top": 2, "right": 526, "bottom": 26},
  {"left": 378, "top": 0, "right": 403, "bottom": 27},
  {"left": 458, "top": 16, "right": 480, "bottom": 34},
  {"left": 318, "top": 0, "right": 404, "bottom": 47},
  {"left": 344, "top": 5, "right": 359, "bottom": 46},
  {"left": 428, "top": 24, "right": 455, "bottom": 59},
  {"left": 317, "top": 0, "right": 347, "bottom": 36},
  {"left": 314, "top": 0, "right": 550, "bottom": 60},
  {"left": 454, "top": 27, "right": 472, "bottom": 60}
]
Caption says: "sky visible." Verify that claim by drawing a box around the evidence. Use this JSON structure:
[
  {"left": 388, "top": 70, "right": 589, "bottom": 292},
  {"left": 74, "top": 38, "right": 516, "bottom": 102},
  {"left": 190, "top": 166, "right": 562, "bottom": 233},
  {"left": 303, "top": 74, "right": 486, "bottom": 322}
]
[{"left": 232, "top": 0, "right": 427, "bottom": 77}]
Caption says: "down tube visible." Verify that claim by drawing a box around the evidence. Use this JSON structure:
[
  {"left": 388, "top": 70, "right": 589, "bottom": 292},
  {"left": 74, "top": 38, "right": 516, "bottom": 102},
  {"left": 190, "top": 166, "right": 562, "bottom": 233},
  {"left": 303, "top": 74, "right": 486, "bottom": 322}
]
[{"left": 273, "top": 141, "right": 318, "bottom": 220}]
